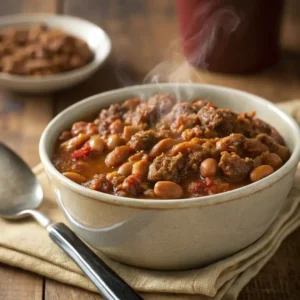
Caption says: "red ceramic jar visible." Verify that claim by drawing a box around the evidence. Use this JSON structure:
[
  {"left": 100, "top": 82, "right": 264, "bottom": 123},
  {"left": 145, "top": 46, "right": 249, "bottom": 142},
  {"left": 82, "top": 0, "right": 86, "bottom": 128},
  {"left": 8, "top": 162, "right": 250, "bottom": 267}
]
[{"left": 176, "top": 0, "right": 284, "bottom": 73}]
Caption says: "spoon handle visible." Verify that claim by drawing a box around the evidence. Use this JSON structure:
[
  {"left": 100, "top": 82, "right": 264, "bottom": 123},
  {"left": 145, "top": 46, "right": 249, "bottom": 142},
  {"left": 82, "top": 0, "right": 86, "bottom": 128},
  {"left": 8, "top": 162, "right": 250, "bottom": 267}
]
[{"left": 48, "top": 222, "right": 143, "bottom": 300}]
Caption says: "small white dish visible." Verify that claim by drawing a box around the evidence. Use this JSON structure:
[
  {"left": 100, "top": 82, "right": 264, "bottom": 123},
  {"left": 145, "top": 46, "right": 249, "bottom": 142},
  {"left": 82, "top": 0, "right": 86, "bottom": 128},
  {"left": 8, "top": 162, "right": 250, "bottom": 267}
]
[{"left": 0, "top": 14, "right": 111, "bottom": 93}]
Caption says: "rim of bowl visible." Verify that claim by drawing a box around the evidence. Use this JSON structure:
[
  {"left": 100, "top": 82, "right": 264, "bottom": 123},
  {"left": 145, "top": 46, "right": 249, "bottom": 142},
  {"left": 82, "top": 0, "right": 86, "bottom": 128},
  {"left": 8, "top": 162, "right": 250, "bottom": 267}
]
[
  {"left": 0, "top": 13, "right": 111, "bottom": 83},
  {"left": 39, "top": 83, "right": 300, "bottom": 209}
]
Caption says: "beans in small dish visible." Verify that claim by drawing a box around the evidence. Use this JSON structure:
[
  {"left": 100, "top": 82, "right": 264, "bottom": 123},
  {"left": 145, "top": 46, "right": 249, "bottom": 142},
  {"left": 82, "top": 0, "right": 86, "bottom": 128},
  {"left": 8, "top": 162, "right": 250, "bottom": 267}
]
[
  {"left": 0, "top": 24, "right": 93, "bottom": 76},
  {"left": 52, "top": 93, "right": 290, "bottom": 199}
]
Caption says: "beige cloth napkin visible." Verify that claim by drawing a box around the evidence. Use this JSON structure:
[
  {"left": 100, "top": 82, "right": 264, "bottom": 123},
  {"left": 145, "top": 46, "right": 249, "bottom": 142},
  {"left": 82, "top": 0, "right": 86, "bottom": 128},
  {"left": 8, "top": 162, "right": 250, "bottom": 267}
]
[{"left": 0, "top": 101, "right": 300, "bottom": 300}]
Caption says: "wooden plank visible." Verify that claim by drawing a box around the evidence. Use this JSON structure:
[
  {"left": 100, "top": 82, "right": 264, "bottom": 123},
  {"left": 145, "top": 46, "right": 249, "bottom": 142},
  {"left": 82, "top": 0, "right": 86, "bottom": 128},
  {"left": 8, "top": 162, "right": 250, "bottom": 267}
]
[
  {"left": 0, "top": 263, "right": 43, "bottom": 300},
  {"left": 0, "top": 92, "right": 53, "bottom": 167},
  {"left": 240, "top": 229, "right": 300, "bottom": 300},
  {"left": 22, "top": 0, "right": 58, "bottom": 13},
  {"left": 45, "top": 279, "right": 102, "bottom": 300},
  {"left": 0, "top": 1, "right": 58, "bottom": 300}
]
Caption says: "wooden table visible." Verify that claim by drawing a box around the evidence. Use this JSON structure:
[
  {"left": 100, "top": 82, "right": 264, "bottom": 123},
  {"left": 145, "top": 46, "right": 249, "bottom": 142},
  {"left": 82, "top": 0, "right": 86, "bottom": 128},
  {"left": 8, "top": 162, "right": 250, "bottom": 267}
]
[{"left": 1, "top": 1, "right": 300, "bottom": 299}]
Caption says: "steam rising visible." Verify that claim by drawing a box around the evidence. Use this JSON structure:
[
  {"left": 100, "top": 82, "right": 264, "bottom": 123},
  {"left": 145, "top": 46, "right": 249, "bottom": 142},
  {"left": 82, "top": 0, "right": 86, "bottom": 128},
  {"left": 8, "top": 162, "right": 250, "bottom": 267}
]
[
  {"left": 181, "top": 3, "right": 240, "bottom": 67},
  {"left": 115, "top": 2, "right": 240, "bottom": 100},
  {"left": 144, "top": 3, "right": 240, "bottom": 84}
]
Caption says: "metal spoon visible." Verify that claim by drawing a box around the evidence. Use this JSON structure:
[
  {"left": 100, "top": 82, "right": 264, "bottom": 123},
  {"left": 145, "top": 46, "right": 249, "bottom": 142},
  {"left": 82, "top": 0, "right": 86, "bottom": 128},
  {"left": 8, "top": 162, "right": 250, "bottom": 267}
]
[{"left": 0, "top": 142, "right": 143, "bottom": 300}]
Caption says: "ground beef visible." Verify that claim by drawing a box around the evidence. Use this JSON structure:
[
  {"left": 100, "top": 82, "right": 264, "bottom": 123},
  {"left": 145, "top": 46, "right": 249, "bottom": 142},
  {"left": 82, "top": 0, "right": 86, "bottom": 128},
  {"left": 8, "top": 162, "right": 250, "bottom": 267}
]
[
  {"left": 99, "top": 103, "right": 123, "bottom": 123},
  {"left": 129, "top": 130, "right": 157, "bottom": 151},
  {"left": 160, "top": 102, "right": 197, "bottom": 128},
  {"left": 171, "top": 114, "right": 199, "bottom": 132},
  {"left": 148, "top": 152, "right": 187, "bottom": 182},
  {"left": 218, "top": 152, "right": 252, "bottom": 182},
  {"left": 188, "top": 141, "right": 219, "bottom": 171},
  {"left": 252, "top": 118, "right": 272, "bottom": 136},
  {"left": 147, "top": 93, "right": 176, "bottom": 115},
  {"left": 216, "top": 134, "right": 245, "bottom": 155},
  {"left": 125, "top": 94, "right": 176, "bottom": 127},
  {"left": 245, "top": 138, "right": 269, "bottom": 157},
  {"left": 257, "top": 134, "right": 290, "bottom": 161},
  {"left": 82, "top": 174, "right": 113, "bottom": 192},
  {"left": 191, "top": 99, "right": 208, "bottom": 111},
  {"left": 181, "top": 126, "right": 204, "bottom": 141},
  {"left": 154, "top": 129, "right": 179, "bottom": 139},
  {"left": 216, "top": 134, "right": 269, "bottom": 157},
  {"left": 98, "top": 104, "right": 125, "bottom": 134},
  {"left": 120, "top": 174, "right": 144, "bottom": 196},
  {"left": 234, "top": 112, "right": 255, "bottom": 137},
  {"left": 188, "top": 180, "right": 207, "bottom": 196},
  {"left": 270, "top": 128, "right": 285, "bottom": 145},
  {"left": 188, "top": 177, "right": 216, "bottom": 196},
  {"left": 130, "top": 102, "right": 158, "bottom": 127},
  {"left": 198, "top": 105, "right": 237, "bottom": 137},
  {"left": 188, "top": 151, "right": 208, "bottom": 171},
  {"left": 121, "top": 98, "right": 141, "bottom": 111},
  {"left": 106, "top": 171, "right": 126, "bottom": 187},
  {"left": 171, "top": 102, "right": 196, "bottom": 115}
]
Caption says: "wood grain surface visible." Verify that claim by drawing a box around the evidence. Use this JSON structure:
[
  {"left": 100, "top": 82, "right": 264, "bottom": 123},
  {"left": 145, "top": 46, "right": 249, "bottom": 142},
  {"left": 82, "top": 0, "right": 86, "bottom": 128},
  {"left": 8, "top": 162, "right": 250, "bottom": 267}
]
[{"left": 0, "top": 0, "right": 300, "bottom": 299}]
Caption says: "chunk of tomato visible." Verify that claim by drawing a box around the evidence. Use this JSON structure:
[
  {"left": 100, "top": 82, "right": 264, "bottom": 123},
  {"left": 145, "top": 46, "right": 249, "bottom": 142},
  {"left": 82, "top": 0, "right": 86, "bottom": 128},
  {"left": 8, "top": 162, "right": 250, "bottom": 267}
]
[{"left": 71, "top": 145, "right": 90, "bottom": 160}]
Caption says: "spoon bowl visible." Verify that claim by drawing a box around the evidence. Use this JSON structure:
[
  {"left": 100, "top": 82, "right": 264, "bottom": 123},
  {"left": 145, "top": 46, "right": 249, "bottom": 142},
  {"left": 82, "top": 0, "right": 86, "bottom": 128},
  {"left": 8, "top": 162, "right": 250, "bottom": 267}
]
[
  {"left": 0, "top": 143, "right": 43, "bottom": 218},
  {"left": 0, "top": 142, "right": 142, "bottom": 300}
]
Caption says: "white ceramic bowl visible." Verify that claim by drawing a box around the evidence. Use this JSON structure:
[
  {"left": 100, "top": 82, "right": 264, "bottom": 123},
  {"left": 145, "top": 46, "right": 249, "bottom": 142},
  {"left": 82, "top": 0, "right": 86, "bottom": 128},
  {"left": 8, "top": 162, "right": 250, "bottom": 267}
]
[
  {"left": 0, "top": 14, "right": 111, "bottom": 93},
  {"left": 39, "top": 83, "right": 300, "bottom": 270}
]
